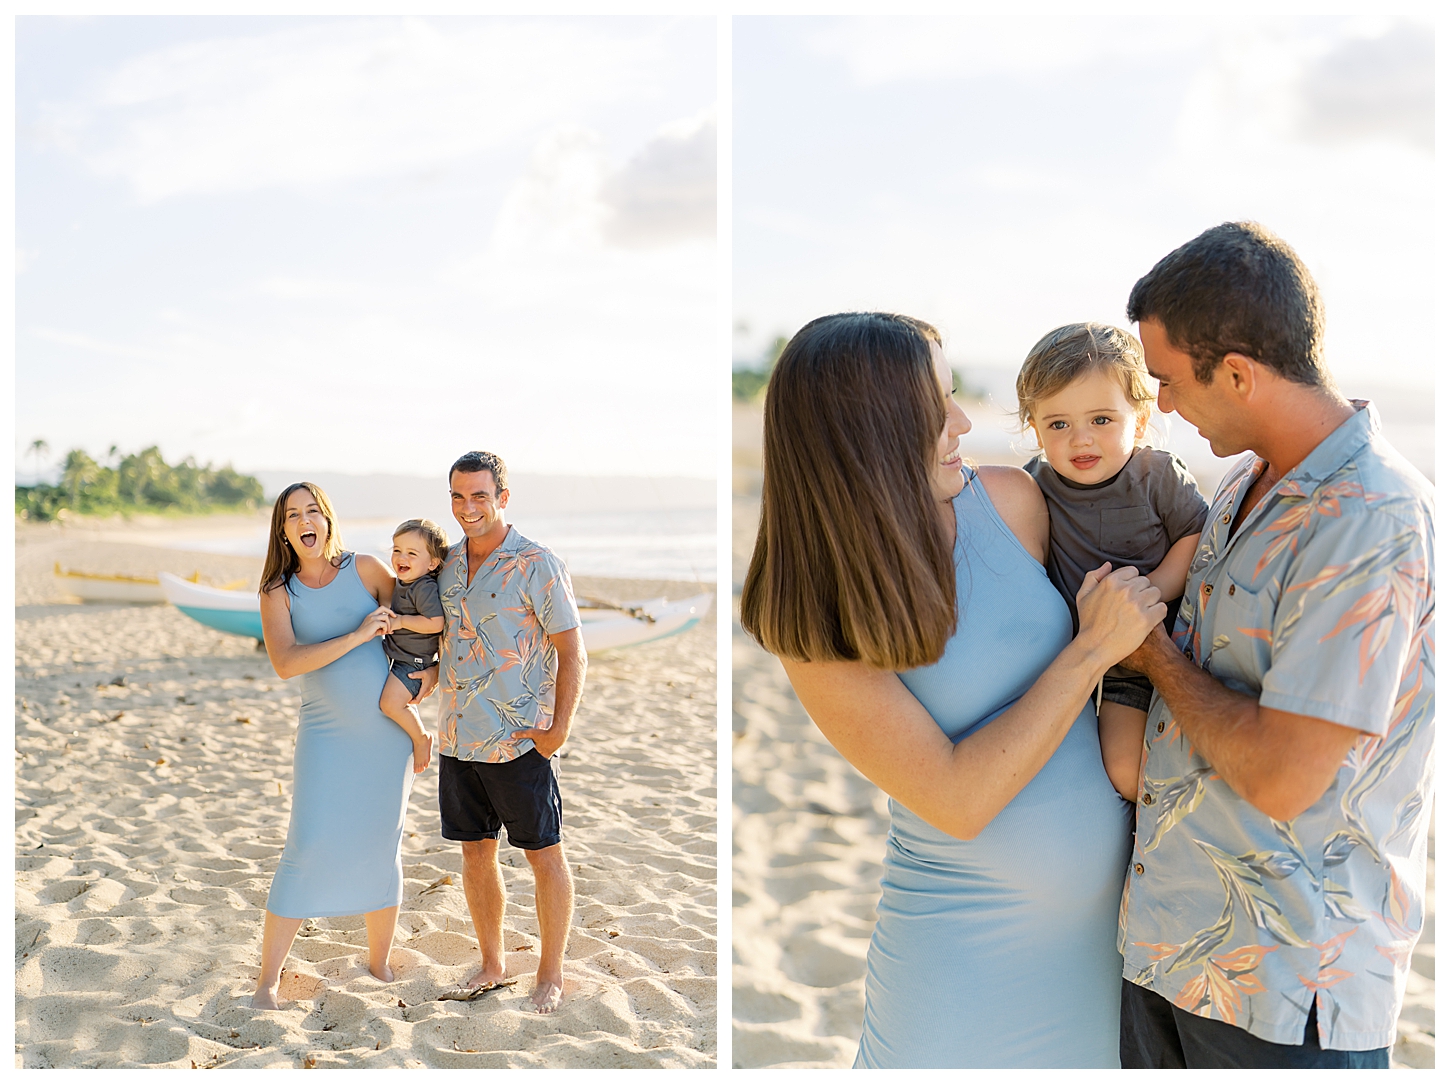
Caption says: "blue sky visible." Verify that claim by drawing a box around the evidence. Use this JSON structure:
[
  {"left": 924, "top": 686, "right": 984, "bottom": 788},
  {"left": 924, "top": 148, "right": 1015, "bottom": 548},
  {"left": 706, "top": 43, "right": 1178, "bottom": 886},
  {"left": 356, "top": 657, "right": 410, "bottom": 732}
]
[
  {"left": 17, "top": 15, "right": 717, "bottom": 482},
  {"left": 734, "top": 7, "right": 1435, "bottom": 394}
]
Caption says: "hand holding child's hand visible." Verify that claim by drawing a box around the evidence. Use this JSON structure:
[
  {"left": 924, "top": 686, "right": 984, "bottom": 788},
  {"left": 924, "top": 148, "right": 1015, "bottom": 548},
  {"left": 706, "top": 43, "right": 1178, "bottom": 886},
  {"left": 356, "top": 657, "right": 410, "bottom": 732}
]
[
  {"left": 356, "top": 607, "right": 392, "bottom": 642},
  {"left": 1075, "top": 561, "right": 1166, "bottom": 668}
]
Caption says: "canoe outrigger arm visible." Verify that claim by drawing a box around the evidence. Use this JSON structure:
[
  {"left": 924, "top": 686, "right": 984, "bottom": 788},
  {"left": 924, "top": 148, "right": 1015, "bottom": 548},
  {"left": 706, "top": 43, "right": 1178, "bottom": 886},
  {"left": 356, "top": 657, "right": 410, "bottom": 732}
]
[{"left": 576, "top": 597, "right": 656, "bottom": 624}]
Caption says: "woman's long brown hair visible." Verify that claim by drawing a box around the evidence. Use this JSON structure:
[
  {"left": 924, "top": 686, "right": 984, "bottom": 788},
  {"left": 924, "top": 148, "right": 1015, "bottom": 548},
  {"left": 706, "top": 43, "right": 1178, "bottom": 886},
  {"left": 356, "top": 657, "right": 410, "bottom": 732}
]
[
  {"left": 260, "top": 482, "right": 346, "bottom": 594},
  {"left": 739, "top": 312, "right": 958, "bottom": 670}
]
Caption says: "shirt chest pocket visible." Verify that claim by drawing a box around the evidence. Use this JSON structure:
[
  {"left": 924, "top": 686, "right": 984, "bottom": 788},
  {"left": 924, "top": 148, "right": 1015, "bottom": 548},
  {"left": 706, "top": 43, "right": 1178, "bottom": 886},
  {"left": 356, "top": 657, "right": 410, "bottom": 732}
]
[
  {"left": 1099, "top": 505, "right": 1161, "bottom": 564},
  {"left": 1203, "top": 573, "right": 1277, "bottom": 696}
]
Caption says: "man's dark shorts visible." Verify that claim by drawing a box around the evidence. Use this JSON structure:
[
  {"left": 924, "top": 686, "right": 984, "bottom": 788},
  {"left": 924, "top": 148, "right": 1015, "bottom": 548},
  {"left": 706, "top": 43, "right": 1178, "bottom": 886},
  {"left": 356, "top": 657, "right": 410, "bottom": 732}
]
[
  {"left": 1120, "top": 978, "right": 1389, "bottom": 1069},
  {"left": 438, "top": 750, "right": 561, "bottom": 850}
]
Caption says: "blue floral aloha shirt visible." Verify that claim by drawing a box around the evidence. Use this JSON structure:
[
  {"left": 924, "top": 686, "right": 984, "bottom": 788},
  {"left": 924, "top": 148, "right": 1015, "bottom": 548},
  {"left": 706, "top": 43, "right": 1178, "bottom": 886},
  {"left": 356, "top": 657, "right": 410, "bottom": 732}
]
[
  {"left": 435, "top": 526, "right": 581, "bottom": 764},
  {"left": 1119, "top": 401, "right": 1434, "bottom": 1051}
]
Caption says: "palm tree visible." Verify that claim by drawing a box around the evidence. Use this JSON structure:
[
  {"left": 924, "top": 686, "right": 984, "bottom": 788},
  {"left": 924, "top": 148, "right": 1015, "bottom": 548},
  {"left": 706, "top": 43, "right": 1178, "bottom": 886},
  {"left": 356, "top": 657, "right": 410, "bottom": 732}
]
[{"left": 27, "top": 439, "right": 48, "bottom": 486}]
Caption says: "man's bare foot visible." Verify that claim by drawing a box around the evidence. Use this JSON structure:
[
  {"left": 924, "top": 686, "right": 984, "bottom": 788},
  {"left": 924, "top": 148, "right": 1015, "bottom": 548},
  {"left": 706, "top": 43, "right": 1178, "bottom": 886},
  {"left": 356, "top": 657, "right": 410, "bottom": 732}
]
[
  {"left": 251, "top": 988, "right": 281, "bottom": 1010},
  {"left": 463, "top": 964, "right": 507, "bottom": 990},
  {"left": 531, "top": 979, "right": 564, "bottom": 1015},
  {"left": 412, "top": 732, "right": 433, "bottom": 774},
  {"left": 369, "top": 961, "right": 395, "bottom": 983}
]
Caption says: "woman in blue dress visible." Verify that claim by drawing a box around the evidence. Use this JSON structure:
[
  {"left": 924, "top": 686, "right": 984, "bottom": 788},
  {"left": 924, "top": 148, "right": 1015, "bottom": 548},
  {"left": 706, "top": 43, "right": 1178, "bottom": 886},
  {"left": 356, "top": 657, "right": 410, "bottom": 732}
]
[
  {"left": 251, "top": 482, "right": 416, "bottom": 1010},
  {"left": 739, "top": 313, "right": 1166, "bottom": 1067}
]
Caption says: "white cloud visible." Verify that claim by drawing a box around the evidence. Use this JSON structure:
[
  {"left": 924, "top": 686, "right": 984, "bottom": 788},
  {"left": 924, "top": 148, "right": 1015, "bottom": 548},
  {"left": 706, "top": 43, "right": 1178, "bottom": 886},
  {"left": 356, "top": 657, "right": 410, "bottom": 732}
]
[
  {"left": 30, "top": 327, "right": 169, "bottom": 360},
  {"left": 601, "top": 113, "right": 715, "bottom": 248},
  {"left": 41, "top": 17, "right": 661, "bottom": 201},
  {"left": 806, "top": 2, "right": 1437, "bottom": 85},
  {"left": 806, "top": 6, "right": 1197, "bottom": 84},
  {"left": 487, "top": 125, "right": 612, "bottom": 257},
  {"left": 253, "top": 277, "right": 370, "bottom": 302},
  {"left": 1295, "top": 23, "right": 1433, "bottom": 149}
]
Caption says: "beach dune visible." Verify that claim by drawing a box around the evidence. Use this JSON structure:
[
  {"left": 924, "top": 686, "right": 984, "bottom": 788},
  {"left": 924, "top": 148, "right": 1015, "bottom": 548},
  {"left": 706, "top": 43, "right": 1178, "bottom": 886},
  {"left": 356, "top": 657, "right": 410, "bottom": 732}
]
[{"left": 15, "top": 521, "right": 717, "bottom": 1069}]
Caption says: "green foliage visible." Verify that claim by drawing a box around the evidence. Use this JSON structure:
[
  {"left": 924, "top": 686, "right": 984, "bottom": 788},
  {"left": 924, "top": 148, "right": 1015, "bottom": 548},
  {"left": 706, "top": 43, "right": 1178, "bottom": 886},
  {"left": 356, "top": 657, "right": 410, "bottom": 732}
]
[
  {"left": 15, "top": 445, "right": 264, "bottom": 522},
  {"left": 732, "top": 334, "right": 789, "bottom": 402}
]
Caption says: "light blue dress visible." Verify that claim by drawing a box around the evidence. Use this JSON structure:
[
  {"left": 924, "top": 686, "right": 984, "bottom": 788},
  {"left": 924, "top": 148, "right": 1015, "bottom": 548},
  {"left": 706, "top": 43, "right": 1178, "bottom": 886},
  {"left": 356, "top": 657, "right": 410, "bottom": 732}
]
[
  {"left": 854, "top": 469, "right": 1134, "bottom": 1068},
  {"left": 265, "top": 555, "right": 414, "bottom": 919}
]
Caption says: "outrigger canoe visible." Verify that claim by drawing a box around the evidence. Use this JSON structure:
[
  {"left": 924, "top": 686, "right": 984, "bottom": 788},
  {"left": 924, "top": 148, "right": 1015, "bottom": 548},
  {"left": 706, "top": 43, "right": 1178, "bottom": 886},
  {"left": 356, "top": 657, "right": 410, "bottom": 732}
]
[
  {"left": 55, "top": 562, "right": 197, "bottom": 604},
  {"left": 158, "top": 572, "right": 712, "bottom": 653}
]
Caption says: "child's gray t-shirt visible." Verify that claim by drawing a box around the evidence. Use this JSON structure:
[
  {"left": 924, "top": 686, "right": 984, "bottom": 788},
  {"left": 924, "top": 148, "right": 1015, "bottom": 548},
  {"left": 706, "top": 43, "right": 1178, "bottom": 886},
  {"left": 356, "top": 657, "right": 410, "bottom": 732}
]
[
  {"left": 384, "top": 574, "right": 444, "bottom": 666},
  {"left": 1024, "top": 446, "right": 1208, "bottom": 634}
]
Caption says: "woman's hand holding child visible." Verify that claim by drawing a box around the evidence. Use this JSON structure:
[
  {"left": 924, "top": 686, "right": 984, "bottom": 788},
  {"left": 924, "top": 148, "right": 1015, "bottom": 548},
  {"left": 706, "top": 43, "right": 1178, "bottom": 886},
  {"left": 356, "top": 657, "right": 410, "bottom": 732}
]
[{"left": 1074, "top": 561, "right": 1167, "bottom": 671}]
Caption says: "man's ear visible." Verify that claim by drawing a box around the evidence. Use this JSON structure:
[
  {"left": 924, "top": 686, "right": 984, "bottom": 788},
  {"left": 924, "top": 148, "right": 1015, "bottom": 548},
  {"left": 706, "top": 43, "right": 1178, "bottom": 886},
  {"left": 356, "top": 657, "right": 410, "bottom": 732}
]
[
  {"left": 498, "top": 488, "right": 510, "bottom": 508},
  {"left": 1220, "top": 352, "right": 1259, "bottom": 399}
]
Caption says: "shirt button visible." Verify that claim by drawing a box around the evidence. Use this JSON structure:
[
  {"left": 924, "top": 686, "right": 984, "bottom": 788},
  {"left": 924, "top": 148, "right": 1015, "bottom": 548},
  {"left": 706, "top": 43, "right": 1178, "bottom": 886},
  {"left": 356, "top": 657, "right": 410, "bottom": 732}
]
[
  {"left": 1221, "top": 513, "right": 1231, "bottom": 524},
  {"left": 1134, "top": 863, "right": 1145, "bottom": 876},
  {"left": 1228, "top": 584, "right": 1236, "bottom": 596},
  {"left": 1203, "top": 584, "right": 1212, "bottom": 596},
  {"left": 1156, "top": 720, "right": 1165, "bottom": 734},
  {"left": 1183, "top": 647, "right": 1193, "bottom": 659},
  {"left": 1142, "top": 792, "right": 1154, "bottom": 806}
]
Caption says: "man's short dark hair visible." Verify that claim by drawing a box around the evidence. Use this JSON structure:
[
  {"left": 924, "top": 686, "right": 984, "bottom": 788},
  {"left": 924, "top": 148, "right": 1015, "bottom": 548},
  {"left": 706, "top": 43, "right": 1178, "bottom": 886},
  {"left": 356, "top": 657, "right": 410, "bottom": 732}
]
[
  {"left": 1126, "top": 221, "right": 1328, "bottom": 387},
  {"left": 449, "top": 451, "right": 508, "bottom": 494}
]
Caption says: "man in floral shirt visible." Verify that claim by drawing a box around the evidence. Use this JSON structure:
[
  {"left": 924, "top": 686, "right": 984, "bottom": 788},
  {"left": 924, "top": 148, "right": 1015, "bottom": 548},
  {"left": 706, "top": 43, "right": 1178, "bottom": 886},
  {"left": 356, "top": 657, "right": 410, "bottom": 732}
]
[
  {"left": 420, "top": 451, "right": 586, "bottom": 1015},
  {"left": 1116, "top": 223, "right": 1434, "bottom": 1068}
]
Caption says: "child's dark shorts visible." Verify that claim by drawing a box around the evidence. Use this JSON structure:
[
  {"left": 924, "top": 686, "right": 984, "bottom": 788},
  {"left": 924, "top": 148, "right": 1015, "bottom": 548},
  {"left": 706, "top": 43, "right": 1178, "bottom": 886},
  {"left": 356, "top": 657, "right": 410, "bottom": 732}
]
[
  {"left": 438, "top": 751, "right": 561, "bottom": 850},
  {"left": 1102, "top": 673, "right": 1154, "bottom": 713},
  {"left": 387, "top": 658, "right": 426, "bottom": 699}
]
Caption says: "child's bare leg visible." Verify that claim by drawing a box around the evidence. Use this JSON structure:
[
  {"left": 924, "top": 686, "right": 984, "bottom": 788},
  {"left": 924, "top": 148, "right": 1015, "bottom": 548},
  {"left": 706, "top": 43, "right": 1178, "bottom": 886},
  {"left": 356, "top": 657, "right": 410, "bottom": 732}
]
[
  {"left": 380, "top": 672, "right": 433, "bottom": 773},
  {"left": 1098, "top": 700, "right": 1148, "bottom": 802}
]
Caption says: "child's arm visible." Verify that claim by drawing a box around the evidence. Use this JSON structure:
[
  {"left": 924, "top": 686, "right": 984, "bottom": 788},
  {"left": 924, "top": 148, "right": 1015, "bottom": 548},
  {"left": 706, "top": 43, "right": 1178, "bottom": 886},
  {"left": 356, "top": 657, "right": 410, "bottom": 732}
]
[
  {"left": 388, "top": 613, "right": 444, "bottom": 635},
  {"left": 1145, "top": 533, "right": 1199, "bottom": 602}
]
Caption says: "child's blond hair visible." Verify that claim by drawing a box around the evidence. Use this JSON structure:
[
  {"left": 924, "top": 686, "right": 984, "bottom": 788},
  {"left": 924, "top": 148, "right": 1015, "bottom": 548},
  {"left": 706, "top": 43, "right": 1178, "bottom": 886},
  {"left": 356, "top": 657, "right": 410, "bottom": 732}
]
[
  {"left": 393, "top": 518, "right": 450, "bottom": 572},
  {"left": 1016, "top": 323, "right": 1155, "bottom": 440}
]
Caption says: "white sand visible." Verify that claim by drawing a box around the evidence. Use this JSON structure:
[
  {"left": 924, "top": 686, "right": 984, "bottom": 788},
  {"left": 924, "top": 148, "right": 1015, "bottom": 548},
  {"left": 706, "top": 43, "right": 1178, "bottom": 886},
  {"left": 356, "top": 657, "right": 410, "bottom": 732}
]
[
  {"left": 15, "top": 521, "right": 717, "bottom": 1069},
  {"left": 730, "top": 400, "right": 1434, "bottom": 1070}
]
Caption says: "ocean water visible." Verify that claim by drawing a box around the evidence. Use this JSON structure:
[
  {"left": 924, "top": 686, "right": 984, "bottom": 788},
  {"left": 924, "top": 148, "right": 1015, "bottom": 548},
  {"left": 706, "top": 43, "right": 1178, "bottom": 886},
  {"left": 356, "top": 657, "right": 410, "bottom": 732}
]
[{"left": 160, "top": 507, "right": 716, "bottom": 584}]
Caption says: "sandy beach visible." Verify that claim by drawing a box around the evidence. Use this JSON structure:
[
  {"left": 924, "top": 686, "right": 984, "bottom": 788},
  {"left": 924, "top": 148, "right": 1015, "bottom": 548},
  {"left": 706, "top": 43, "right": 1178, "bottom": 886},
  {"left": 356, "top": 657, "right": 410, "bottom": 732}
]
[
  {"left": 730, "top": 400, "right": 1434, "bottom": 1069},
  {"left": 15, "top": 519, "right": 717, "bottom": 1069}
]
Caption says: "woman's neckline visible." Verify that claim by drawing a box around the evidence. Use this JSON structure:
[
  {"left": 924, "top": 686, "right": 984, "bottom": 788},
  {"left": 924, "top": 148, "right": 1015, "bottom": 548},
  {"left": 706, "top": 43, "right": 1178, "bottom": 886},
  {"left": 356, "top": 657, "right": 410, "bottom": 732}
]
[{"left": 293, "top": 553, "right": 349, "bottom": 591}]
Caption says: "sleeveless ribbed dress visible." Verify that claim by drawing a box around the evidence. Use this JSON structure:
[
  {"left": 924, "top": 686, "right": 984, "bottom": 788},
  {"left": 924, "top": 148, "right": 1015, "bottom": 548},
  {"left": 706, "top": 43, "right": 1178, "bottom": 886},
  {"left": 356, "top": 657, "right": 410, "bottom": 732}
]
[
  {"left": 854, "top": 469, "right": 1133, "bottom": 1068},
  {"left": 265, "top": 555, "right": 414, "bottom": 919}
]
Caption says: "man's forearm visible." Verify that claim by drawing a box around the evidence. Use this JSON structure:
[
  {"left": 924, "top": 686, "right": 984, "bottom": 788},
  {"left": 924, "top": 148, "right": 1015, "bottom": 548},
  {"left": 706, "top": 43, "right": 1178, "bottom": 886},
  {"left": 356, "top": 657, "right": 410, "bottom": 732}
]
[
  {"left": 1131, "top": 629, "right": 1263, "bottom": 795},
  {"left": 550, "top": 648, "right": 587, "bottom": 739},
  {"left": 1130, "top": 629, "right": 1358, "bottom": 820}
]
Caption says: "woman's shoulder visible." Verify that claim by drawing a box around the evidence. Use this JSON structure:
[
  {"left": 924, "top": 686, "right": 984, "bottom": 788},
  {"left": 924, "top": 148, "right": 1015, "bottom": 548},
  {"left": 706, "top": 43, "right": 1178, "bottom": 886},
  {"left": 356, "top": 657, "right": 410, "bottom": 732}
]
[
  {"left": 973, "top": 464, "right": 1045, "bottom": 511},
  {"left": 972, "top": 465, "right": 1049, "bottom": 562},
  {"left": 352, "top": 552, "right": 393, "bottom": 588}
]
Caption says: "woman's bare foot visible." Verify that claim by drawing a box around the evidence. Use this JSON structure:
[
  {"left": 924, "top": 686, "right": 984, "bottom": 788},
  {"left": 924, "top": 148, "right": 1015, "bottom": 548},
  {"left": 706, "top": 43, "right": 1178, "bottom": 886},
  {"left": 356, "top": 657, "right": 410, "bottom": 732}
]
[
  {"left": 412, "top": 731, "right": 433, "bottom": 774},
  {"left": 531, "top": 979, "right": 563, "bottom": 1014},
  {"left": 369, "top": 961, "right": 396, "bottom": 983},
  {"left": 251, "top": 987, "right": 281, "bottom": 1010}
]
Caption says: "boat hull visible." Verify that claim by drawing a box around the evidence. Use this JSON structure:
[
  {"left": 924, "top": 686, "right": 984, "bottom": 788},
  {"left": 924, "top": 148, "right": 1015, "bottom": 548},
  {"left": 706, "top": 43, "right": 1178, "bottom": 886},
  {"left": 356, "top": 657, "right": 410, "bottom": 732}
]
[
  {"left": 55, "top": 575, "right": 167, "bottom": 604},
  {"left": 158, "top": 572, "right": 713, "bottom": 653},
  {"left": 175, "top": 605, "right": 266, "bottom": 641}
]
